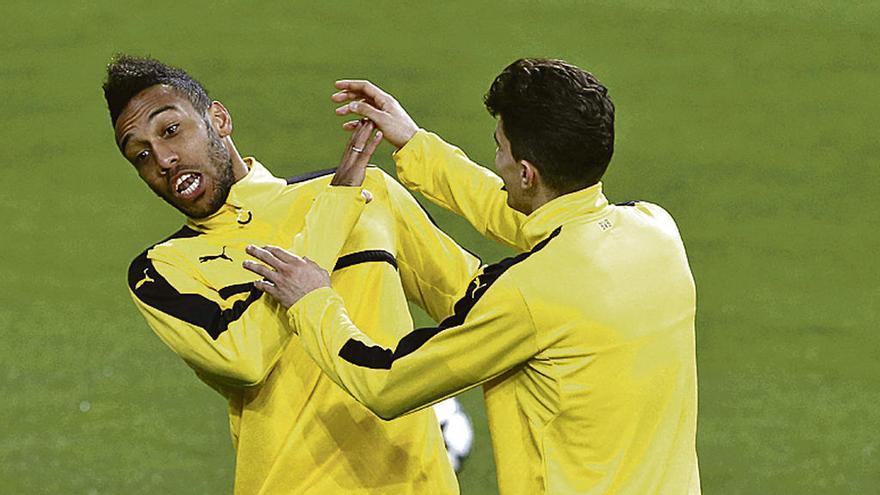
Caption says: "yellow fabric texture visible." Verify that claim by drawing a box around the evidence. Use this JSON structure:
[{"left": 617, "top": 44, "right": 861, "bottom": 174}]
[
  {"left": 289, "top": 131, "right": 701, "bottom": 494},
  {"left": 128, "top": 159, "right": 479, "bottom": 494}
]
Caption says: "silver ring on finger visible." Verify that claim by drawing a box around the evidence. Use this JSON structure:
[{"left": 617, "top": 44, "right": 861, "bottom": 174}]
[{"left": 351, "top": 146, "right": 364, "bottom": 153}]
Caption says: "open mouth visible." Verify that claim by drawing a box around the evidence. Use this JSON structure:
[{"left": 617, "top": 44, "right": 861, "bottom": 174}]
[{"left": 172, "top": 171, "right": 205, "bottom": 201}]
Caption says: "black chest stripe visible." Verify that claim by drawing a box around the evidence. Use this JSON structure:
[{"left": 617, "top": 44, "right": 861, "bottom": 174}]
[
  {"left": 128, "top": 226, "right": 262, "bottom": 340},
  {"left": 338, "top": 227, "right": 562, "bottom": 370},
  {"left": 218, "top": 282, "right": 255, "bottom": 299},
  {"left": 216, "top": 250, "right": 397, "bottom": 300}
]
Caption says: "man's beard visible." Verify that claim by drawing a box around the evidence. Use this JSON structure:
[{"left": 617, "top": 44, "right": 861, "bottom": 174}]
[{"left": 162, "top": 125, "right": 236, "bottom": 219}]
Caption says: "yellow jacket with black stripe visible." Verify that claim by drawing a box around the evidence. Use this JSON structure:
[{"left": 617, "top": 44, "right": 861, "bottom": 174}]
[
  {"left": 289, "top": 131, "right": 701, "bottom": 495},
  {"left": 127, "top": 158, "right": 479, "bottom": 494}
]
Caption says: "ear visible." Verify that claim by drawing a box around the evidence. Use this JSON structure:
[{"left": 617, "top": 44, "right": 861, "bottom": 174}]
[
  {"left": 519, "top": 160, "right": 540, "bottom": 190},
  {"left": 208, "top": 101, "right": 233, "bottom": 138}
]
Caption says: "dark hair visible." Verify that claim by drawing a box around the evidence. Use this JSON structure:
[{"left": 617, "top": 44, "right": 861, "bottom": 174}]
[
  {"left": 484, "top": 58, "right": 615, "bottom": 192},
  {"left": 103, "top": 54, "right": 211, "bottom": 126}
]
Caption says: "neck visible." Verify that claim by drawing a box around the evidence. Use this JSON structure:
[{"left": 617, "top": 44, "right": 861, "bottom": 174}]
[
  {"left": 518, "top": 186, "right": 561, "bottom": 215},
  {"left": 225, "top": 137, "right": 250, "bottom": 182}
]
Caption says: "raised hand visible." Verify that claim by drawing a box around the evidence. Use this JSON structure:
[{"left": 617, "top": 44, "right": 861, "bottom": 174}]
[
  {"left": 330, "top": 119, "right": 382, "bottom": 192},
  {"left": 332, "top": 80, "right": 419, "bottom": 149}
]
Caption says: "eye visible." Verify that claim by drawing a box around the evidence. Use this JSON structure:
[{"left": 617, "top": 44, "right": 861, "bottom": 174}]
[
  {"left": 164, "top": 123, "right": 179, "bottom": 136},
  {"left": 135, "top": 149, "right": 151, "bottom": 162}
]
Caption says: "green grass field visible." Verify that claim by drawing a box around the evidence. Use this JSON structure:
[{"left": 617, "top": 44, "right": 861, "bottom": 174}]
[{"left": 2, "top": 1, "right": 878, "bottom": 493}]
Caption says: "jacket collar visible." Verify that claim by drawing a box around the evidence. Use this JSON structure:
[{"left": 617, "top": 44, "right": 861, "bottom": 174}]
[
  {"left": 186, "top": 158, "right": 286, "bottom": 232},
  {"left": 521, "top": 182, "right": 609, "bottom": 247}
]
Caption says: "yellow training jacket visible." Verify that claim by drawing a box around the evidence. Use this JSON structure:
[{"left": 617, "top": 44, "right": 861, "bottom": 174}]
[
  {"left": 288, "top": 131, "right": 701, "bottom": 494},
  {"left": 127, "top": 158, "right": 479, "bottom": 494}
]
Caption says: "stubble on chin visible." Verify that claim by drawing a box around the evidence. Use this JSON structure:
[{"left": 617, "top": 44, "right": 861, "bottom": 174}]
[{"left": 166, "top": 129, "right": 236, "bottom": 219}]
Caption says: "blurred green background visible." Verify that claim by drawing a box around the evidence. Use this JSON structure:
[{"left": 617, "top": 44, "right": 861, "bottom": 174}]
[{"left": 1, "top": 1, "right": 878, "bottom": 493}]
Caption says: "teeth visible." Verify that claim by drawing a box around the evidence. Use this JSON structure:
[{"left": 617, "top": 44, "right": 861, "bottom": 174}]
[
  {"left": 175, "top": 173, "right": 192, "bottom": 191},
  {"left": 180, "top": 175, "right": 200, "bottom": 196}
]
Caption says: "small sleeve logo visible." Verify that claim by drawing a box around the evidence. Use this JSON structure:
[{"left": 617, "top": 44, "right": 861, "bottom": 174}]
[{"left": 135, "top": 268, "right": 155, "bottom": 290}]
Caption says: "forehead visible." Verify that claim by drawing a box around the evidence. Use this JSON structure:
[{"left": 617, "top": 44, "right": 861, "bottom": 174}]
[{"left": 114, "top": 84, "right": 196, "bottom": 142}]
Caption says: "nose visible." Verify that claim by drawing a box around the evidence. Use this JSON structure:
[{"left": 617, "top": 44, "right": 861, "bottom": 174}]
[{"left": 153, "top": 143, "right": 179, "bottom": 173}]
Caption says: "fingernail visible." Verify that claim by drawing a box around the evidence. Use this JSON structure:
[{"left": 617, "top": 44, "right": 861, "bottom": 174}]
[
  {"left": 376, "top": 131, "right": 383, "bottom": 139},
  {"left": 349, "top": 102, "right": 359, "bottom": 111}
]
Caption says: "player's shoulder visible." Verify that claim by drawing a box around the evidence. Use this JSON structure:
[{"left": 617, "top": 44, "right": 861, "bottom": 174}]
[
  {"left": 128, "top": 225, "right": 202, "bottom": 283},
  {"left": 613, "top": 199, "right": 683, "bottom": 239},
  {"left": 614, "top": 199, "right": 676, "bottom": 221}
]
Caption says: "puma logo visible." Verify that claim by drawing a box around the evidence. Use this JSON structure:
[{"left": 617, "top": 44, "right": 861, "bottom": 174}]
[
  {"left": 469, "top": 276, "right": 488, "bottom": 299},
  {"left": 135, "top": 268, "right": 155, "bottom": 290},
  {"left": 199, "top": 246, "right": 233, "bottom": 263}
]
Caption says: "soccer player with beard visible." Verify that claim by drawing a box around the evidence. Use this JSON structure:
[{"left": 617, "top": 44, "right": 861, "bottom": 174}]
[{"left": 105, "top": 55, "right": 479, "bottom": 494}]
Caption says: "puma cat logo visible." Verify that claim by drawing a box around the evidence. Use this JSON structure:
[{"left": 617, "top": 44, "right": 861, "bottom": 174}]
[
  {"left": 199, "top": 246, "right": 233, "bottom": 263},
  {"left": 469, "top": 276, "right": 488, "bottom": 299},
  {"left": 135, "top": 268, "right": 155, "bottom": 290}
]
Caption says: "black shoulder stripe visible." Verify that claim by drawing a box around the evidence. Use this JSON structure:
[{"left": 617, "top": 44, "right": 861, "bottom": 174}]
[
  {"left": 127, "top": 224, "right": 202, "bottom": 296},
  {"left": 338, "top": 227, "right": 562, "bottom": 369},
  {"left": 285, "top": 165, "right": 382, "bottom": 185},
  {"left": 615, "top": 200, "right": 641, "bottom": 206},
  {"left": 334, "top": 250, "right": 398, "bottom": 272},
  {"left": 285, "top": 168, "right": 337, "bottom": 184},
  {"left": 128, "top": 227, "right": 261, "bottom": 340}
]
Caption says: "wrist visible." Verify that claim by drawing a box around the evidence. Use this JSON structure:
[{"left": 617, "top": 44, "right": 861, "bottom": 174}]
[
  {"left": 396, "top": 125, "right": 418, "bottom": 150},
  {"left": 286, "top": 286, "right": 337, "bottom": 334}
]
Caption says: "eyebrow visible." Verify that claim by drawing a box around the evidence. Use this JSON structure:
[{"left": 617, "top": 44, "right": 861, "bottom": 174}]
[{"left": 118, "top": 105, "right": 180, "bottom": 152}]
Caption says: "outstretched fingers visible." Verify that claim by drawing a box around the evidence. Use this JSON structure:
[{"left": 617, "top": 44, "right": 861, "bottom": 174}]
[
  {"left": 334, "top": 80, "right": 391, "bottom": 106},
  {"left": 335, "top": 99, "right": 387, "bottom": 123},
  {"left": 362, "top": 128, "right": 383, "bottom": 157},
  {"left": 349, "top": 119, "right": 376, "bottom": 152},
  {"left": 332, "top": 120, "right": 382, "bottom": 187},
  {"left": 263, "top": 245, "right": 303, "bottom": 265}
]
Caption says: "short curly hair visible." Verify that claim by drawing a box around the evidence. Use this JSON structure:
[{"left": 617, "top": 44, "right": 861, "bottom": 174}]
[
  {"left": 484, "top": 58, "right": 615, "bottom": 192},
  {"left": 103, "top": 54, "right": 211, "bottom": 126}
]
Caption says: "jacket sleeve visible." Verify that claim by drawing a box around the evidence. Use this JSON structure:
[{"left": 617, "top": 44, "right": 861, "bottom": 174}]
[
  {"left": 128, "top": 186, "right": 367, "bottom": 388},
  {"left": 291, "top": 185, "right": 369, "bottom": 272},
  {"left": 128, "top": 257, "right": 288, "bottom": 388},
  {"left": 288, "top": 278, "right": 539, "bottom": 420},
  {"left": 393, "top": 130, "right": 529, "bottom": 251},
  {"left": 381, "top": 173, "right": 482, "bottom": 322}
]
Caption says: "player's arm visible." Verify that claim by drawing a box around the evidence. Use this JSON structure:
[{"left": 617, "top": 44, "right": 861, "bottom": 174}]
[
  {"left": 128, "top": 255, "right": 289, "bottom": 388},
  {"left": 289, "top": 185, "right": 370, "bottom": 271},
  {"left": 332, "top": 79, "right": 528, "bottom": 250},
  {"left": 244, "top": 242, "right": 538, "bottom": 419},
  {"left": 393, "top": 130, "right": 528, "bottom": 251},
  {"left": 381, "top": 171, "right": 481, "bottom": 322},
  {"left": 288, "top": 275, "right": 538, "bottom": 419},
  {"left": 288, "top": 120, "right": 382, "bottom": 272}
]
